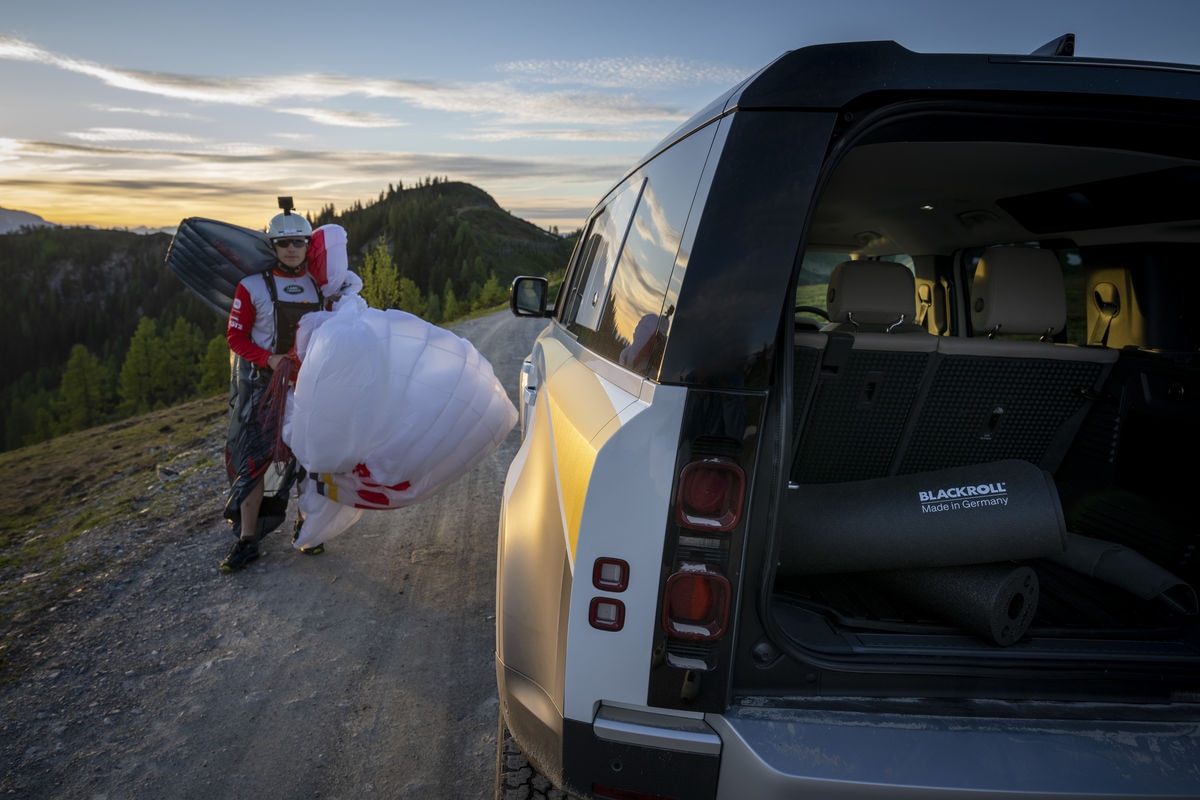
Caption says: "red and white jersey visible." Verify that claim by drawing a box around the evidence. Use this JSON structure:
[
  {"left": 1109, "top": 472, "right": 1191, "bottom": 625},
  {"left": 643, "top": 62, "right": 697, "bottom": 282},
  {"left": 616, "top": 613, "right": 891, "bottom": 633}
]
[{"left": 227, "top": 268, "right": 321, "bottom": 366}]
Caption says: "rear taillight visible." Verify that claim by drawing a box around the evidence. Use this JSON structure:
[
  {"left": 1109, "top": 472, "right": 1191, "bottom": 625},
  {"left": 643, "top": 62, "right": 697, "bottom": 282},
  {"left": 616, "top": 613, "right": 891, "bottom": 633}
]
[
  {"left": 653, "top": 411, "right": 758, "bottom": 710},
  {"left": 675, "top": 457, "right": 744, "bottom": 531},
  {"left": 662, "top": 565, "right": 730, "bottom": 641}
]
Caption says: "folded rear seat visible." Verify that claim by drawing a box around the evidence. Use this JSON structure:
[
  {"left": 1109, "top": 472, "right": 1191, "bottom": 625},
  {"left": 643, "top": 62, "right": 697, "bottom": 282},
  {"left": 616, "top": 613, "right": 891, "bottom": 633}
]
[
  {"left": 791, "top": 261, "right": 936, "bottom": 483},
  {"left": 895, "top": 246, "right": 1117, "bottom": 475}
]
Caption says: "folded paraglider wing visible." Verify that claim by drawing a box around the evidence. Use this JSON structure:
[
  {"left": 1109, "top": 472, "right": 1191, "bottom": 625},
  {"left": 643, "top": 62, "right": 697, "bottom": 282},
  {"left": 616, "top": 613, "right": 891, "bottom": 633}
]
[
  {"left": 165, "top": 217, "right": 276, "bottom": 315},
  {"left": 167, "top": 218, "right": 352, "bottom": 315}
]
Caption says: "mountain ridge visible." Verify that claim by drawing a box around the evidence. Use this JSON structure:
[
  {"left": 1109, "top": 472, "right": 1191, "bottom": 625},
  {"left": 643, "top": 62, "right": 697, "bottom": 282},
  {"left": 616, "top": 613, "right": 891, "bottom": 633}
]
[{"left": 0, "top": 206, "right": 53, "bottom": 234}]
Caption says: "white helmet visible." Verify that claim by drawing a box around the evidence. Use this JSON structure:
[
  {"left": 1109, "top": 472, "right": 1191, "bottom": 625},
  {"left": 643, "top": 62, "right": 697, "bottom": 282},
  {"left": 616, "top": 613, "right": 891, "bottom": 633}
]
[{"left": 267, "top": 211, "right": 312, "bottom": 240}]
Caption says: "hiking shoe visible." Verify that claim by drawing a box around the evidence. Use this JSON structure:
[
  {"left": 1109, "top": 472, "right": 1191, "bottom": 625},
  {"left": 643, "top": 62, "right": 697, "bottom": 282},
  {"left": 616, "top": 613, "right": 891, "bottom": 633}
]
[
  {"left": 220, "top": 537, "right": 260, "bottom": 572},
  {"left": 291, "top": 516, "right": 324, "bottom": 555}
]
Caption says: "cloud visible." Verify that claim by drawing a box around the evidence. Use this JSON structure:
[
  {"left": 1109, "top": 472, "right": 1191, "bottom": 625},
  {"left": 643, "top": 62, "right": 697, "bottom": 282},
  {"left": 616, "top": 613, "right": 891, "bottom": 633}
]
[
  {"left": 499, "top": 56, "right": 750, "bottom": 89},
  {"left": 67, "top": 127, "right": 203, "bottom": 144},
  {"left": 279, "top": 108, "right": 409, "bottom": 128},
  {"left": 0, "top": 35, "right": 695, "bottom": 130},
  {"left": 1, "top": 136, "right": 629, "bottom": 190},
  {"left": 89, "top": 104, "right": 201, "bottom": 120},
  {"left": 0, "top": 140, "right": 622, "bottom": 230},
  {"left": 457, "top": 126, "right": 662, "bottom": 143}
]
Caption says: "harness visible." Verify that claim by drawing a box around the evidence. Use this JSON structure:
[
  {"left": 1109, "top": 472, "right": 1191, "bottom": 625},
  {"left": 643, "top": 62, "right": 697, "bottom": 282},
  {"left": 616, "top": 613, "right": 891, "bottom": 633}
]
[{"left": 262, "top": 269, "right": 323, "bottom": 355}]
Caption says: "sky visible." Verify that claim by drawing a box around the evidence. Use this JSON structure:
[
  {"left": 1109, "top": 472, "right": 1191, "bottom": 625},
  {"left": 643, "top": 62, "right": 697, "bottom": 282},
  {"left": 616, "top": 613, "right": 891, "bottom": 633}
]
[{"left": 3, "top": 0, "right": 1200, "bottom": 235}]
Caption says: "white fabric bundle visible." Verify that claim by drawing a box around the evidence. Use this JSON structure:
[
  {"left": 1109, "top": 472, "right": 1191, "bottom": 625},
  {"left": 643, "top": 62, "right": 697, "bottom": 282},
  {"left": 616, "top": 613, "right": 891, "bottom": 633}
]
[{"left": 284, "top": 301, "right": 517, "bottom": 548}]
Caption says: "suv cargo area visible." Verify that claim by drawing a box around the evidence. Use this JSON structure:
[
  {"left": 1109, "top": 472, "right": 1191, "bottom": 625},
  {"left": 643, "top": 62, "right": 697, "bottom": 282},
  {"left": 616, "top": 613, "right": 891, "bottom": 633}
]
[{"left": 760, "top": 83, "right": 1200, "bottom": 706}]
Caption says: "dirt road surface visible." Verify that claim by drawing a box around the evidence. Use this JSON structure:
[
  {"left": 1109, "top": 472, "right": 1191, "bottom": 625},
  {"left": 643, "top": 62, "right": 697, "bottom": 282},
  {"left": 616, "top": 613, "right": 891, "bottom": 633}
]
[{"left": 1, "top": 310, "right": 547, "bottom": 799}]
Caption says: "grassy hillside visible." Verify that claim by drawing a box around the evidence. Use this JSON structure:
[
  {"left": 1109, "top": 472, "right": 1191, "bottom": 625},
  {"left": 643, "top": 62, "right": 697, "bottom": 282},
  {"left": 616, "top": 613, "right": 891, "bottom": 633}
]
[{"left": 0, "top": 393, "right": 228, "bottom": 676}]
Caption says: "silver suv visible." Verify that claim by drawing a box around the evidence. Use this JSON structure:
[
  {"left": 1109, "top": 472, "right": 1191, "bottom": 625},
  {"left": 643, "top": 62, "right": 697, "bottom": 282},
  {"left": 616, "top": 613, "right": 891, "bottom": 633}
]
[{"left": 496, "top": 35, "right": 1200, "bottom": 800}]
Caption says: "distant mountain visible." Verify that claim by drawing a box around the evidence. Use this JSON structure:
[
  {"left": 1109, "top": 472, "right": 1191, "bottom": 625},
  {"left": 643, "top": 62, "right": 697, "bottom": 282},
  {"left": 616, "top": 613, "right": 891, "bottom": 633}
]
[
  {"left": 0, "top": 207, "right": 53, "bottom": 234},
  {"left": 128, "top": 225, "right": 178, "bottom": 236},
  {"left": 0, "top": 207, "right": 176, "bottom": 236}
]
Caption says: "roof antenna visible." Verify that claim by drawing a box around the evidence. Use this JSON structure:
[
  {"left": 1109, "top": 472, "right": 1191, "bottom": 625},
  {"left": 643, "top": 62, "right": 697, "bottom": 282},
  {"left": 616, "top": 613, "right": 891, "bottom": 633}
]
[
  {"left": 277, "top": 196, "right": 295, "bottom": 216},
  {"left": 1031, "top": 33, "right": 1075, "bottom": 57}
]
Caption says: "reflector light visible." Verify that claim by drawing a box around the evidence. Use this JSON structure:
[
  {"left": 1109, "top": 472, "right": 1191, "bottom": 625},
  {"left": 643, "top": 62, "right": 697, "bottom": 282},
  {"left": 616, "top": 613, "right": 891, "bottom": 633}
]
[
  {"left": 590, "top": 597, "right": 625, "bottom": 631},
  {"left": 662, "top": 566, "right": 730, "bottom": 640},
  {"left": 593, "top": 557, "right": 629, "bottom": 592},
  {"left": 676, "top": 458, "right": 744, "bottom": 531}
]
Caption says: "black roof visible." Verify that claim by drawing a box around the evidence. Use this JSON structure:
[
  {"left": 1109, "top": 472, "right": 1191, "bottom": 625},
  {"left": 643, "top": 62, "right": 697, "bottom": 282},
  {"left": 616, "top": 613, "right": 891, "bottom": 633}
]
[{"left": 650, "top": 38, "right": 1200, "bottom": 158}]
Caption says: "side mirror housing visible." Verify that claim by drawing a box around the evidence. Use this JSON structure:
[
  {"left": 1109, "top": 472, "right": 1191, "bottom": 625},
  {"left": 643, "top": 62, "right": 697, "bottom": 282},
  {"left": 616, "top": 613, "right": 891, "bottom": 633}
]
[{"left": 510, "top": 276, "right": 551, "bottom": 317}]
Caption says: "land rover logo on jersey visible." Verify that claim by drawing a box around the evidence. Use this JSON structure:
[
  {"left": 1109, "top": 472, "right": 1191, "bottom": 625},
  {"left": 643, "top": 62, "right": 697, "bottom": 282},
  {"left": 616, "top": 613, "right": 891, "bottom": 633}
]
[{"left": 284, "top": 284, "right": 305, "bottom": 295}]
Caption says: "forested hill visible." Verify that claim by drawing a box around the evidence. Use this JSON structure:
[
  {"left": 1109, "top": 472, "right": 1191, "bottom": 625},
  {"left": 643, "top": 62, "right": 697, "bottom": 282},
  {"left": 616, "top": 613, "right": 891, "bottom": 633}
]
[
  {"left": 1, "top": 178, "right": 578, "bottom": 451},
  {"left": 314, "top": 178, "right": 575, "bottom": 293}
]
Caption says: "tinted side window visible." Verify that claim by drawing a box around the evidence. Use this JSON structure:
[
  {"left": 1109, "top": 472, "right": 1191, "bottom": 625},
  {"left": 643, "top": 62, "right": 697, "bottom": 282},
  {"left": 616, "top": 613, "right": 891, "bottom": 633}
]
[
  {"left": 579, "top": 128, "right": 717, "bottom": 373},
  {"left": 561, "top": 179, "right": 644, "bottom": 334}
]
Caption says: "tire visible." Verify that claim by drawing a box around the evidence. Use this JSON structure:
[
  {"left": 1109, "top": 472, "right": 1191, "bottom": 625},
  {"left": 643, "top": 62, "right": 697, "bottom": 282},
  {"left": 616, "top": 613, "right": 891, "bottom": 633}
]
[{"left": 496, "top": 712, "right": 578, "bottom": 800}]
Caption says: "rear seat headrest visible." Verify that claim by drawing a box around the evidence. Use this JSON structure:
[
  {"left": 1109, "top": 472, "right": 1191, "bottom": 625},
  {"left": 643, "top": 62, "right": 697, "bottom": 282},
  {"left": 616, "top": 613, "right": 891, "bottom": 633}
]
[
  {"left": 971, "top": 247, "right": 1066, "bottom": 339},
  {"left": 825, "top": 260, "right": 917, "bottom": 330}
]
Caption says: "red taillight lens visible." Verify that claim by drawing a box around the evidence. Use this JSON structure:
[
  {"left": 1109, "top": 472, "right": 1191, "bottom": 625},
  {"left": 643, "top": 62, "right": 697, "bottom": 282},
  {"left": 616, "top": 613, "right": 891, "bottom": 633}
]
[
  {"left": 675, "top": 458, "right": 744, "bottom": 531},
  {"left": 662, "top": 567, "right": 730, "bottom": 640}
]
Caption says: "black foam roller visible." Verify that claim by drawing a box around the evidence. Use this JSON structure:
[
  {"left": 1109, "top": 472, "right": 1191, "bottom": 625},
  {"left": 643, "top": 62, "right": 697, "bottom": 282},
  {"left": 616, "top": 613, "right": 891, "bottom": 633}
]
[
  {"left": 779, "top": 459, "right": 1066, "bottom": 575},
  {"left": 872, "top": 563, "right": 1039, "bottom": 646}
]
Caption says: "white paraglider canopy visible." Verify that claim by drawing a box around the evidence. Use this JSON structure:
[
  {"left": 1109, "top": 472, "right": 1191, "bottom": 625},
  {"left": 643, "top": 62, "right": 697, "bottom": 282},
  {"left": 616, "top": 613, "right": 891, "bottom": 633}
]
[{"left": 283, "top": 226, "right": 518, "bottom": 548}]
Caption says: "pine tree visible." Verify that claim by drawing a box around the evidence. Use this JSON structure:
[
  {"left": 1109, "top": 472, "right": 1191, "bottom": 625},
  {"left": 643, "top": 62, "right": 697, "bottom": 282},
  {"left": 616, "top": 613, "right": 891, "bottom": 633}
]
[
  {"left": 442, "top": 279, "right": 461, "bottom": 322},
  {"left": 477, "top": 272, "right": 507, "bottom": 310},
  {"left": 361, "top": 238, "right": 401, "bottom": 309},
  {"left": 32, "top": 405, "right": 55, "bottom": 446},
  {"left": 118, "top": 317, "right": 159, "bottom": 414},
  {"left": 159, "top": 317, "right": 204, "bottom": 402},
  {"left": 424, "top": 291, "right": 441, "bottom": 323},
  {"left": 199, "top": 335, "right": 232, "bottom": 396},
  {"left": 54, "top": 344, "right": 114, "bottom": 434},
  {"left": 397, "top": 277, "right": 422, "bottom": 316},
  {"left": 2, "top": 376, "right": 54, "bottom": 449}
]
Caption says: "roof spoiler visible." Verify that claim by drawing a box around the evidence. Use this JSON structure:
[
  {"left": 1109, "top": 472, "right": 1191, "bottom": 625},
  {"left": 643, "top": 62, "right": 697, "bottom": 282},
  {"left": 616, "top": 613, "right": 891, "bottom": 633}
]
[{"left": 1031, "top": 33, "right": 1075, "bottom": 57}]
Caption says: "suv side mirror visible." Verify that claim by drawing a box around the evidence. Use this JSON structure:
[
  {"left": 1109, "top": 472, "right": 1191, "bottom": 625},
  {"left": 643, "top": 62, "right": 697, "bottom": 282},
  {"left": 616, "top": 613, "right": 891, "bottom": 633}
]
[{"left": 510, "top": 276, "right": 551, "bottom": 317}]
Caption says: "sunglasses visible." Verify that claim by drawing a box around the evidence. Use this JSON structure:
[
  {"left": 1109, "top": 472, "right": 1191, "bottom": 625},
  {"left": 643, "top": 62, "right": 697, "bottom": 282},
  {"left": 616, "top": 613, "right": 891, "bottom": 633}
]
[{"left": 274, "top": 238, "right": 310, "bottom": 249}]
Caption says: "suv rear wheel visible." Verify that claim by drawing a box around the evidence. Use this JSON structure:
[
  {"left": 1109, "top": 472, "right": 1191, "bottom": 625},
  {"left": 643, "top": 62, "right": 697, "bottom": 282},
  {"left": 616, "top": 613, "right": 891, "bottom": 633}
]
[{"left": 495, "top": 714, "right": 578, "bottom": 800}]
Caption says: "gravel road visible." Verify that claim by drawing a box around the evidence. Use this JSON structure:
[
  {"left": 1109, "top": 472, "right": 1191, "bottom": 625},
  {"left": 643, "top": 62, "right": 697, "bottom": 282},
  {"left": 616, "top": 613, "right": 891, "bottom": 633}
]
[{"left": 1, "top": 310, "right": 547, "bottom": 800}]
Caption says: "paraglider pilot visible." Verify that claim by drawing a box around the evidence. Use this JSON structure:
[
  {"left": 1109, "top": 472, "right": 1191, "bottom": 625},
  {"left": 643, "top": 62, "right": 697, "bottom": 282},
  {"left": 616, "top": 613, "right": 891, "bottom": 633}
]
[{"left": 220, "top": 198, "right": 324, "bottom": 572}]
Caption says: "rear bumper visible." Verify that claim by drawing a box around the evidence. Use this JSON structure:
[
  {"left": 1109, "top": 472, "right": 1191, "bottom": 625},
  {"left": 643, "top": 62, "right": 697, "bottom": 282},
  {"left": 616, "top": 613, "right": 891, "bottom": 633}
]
[
  {"left": 564, "top": 706, "right": 721, "bottom": 800},
  {"left": 498, "top": 663, "right": 724, "bottom": 799},
  {"left": 711, "top": 704, "right": 1200, "bottom": 799}
]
